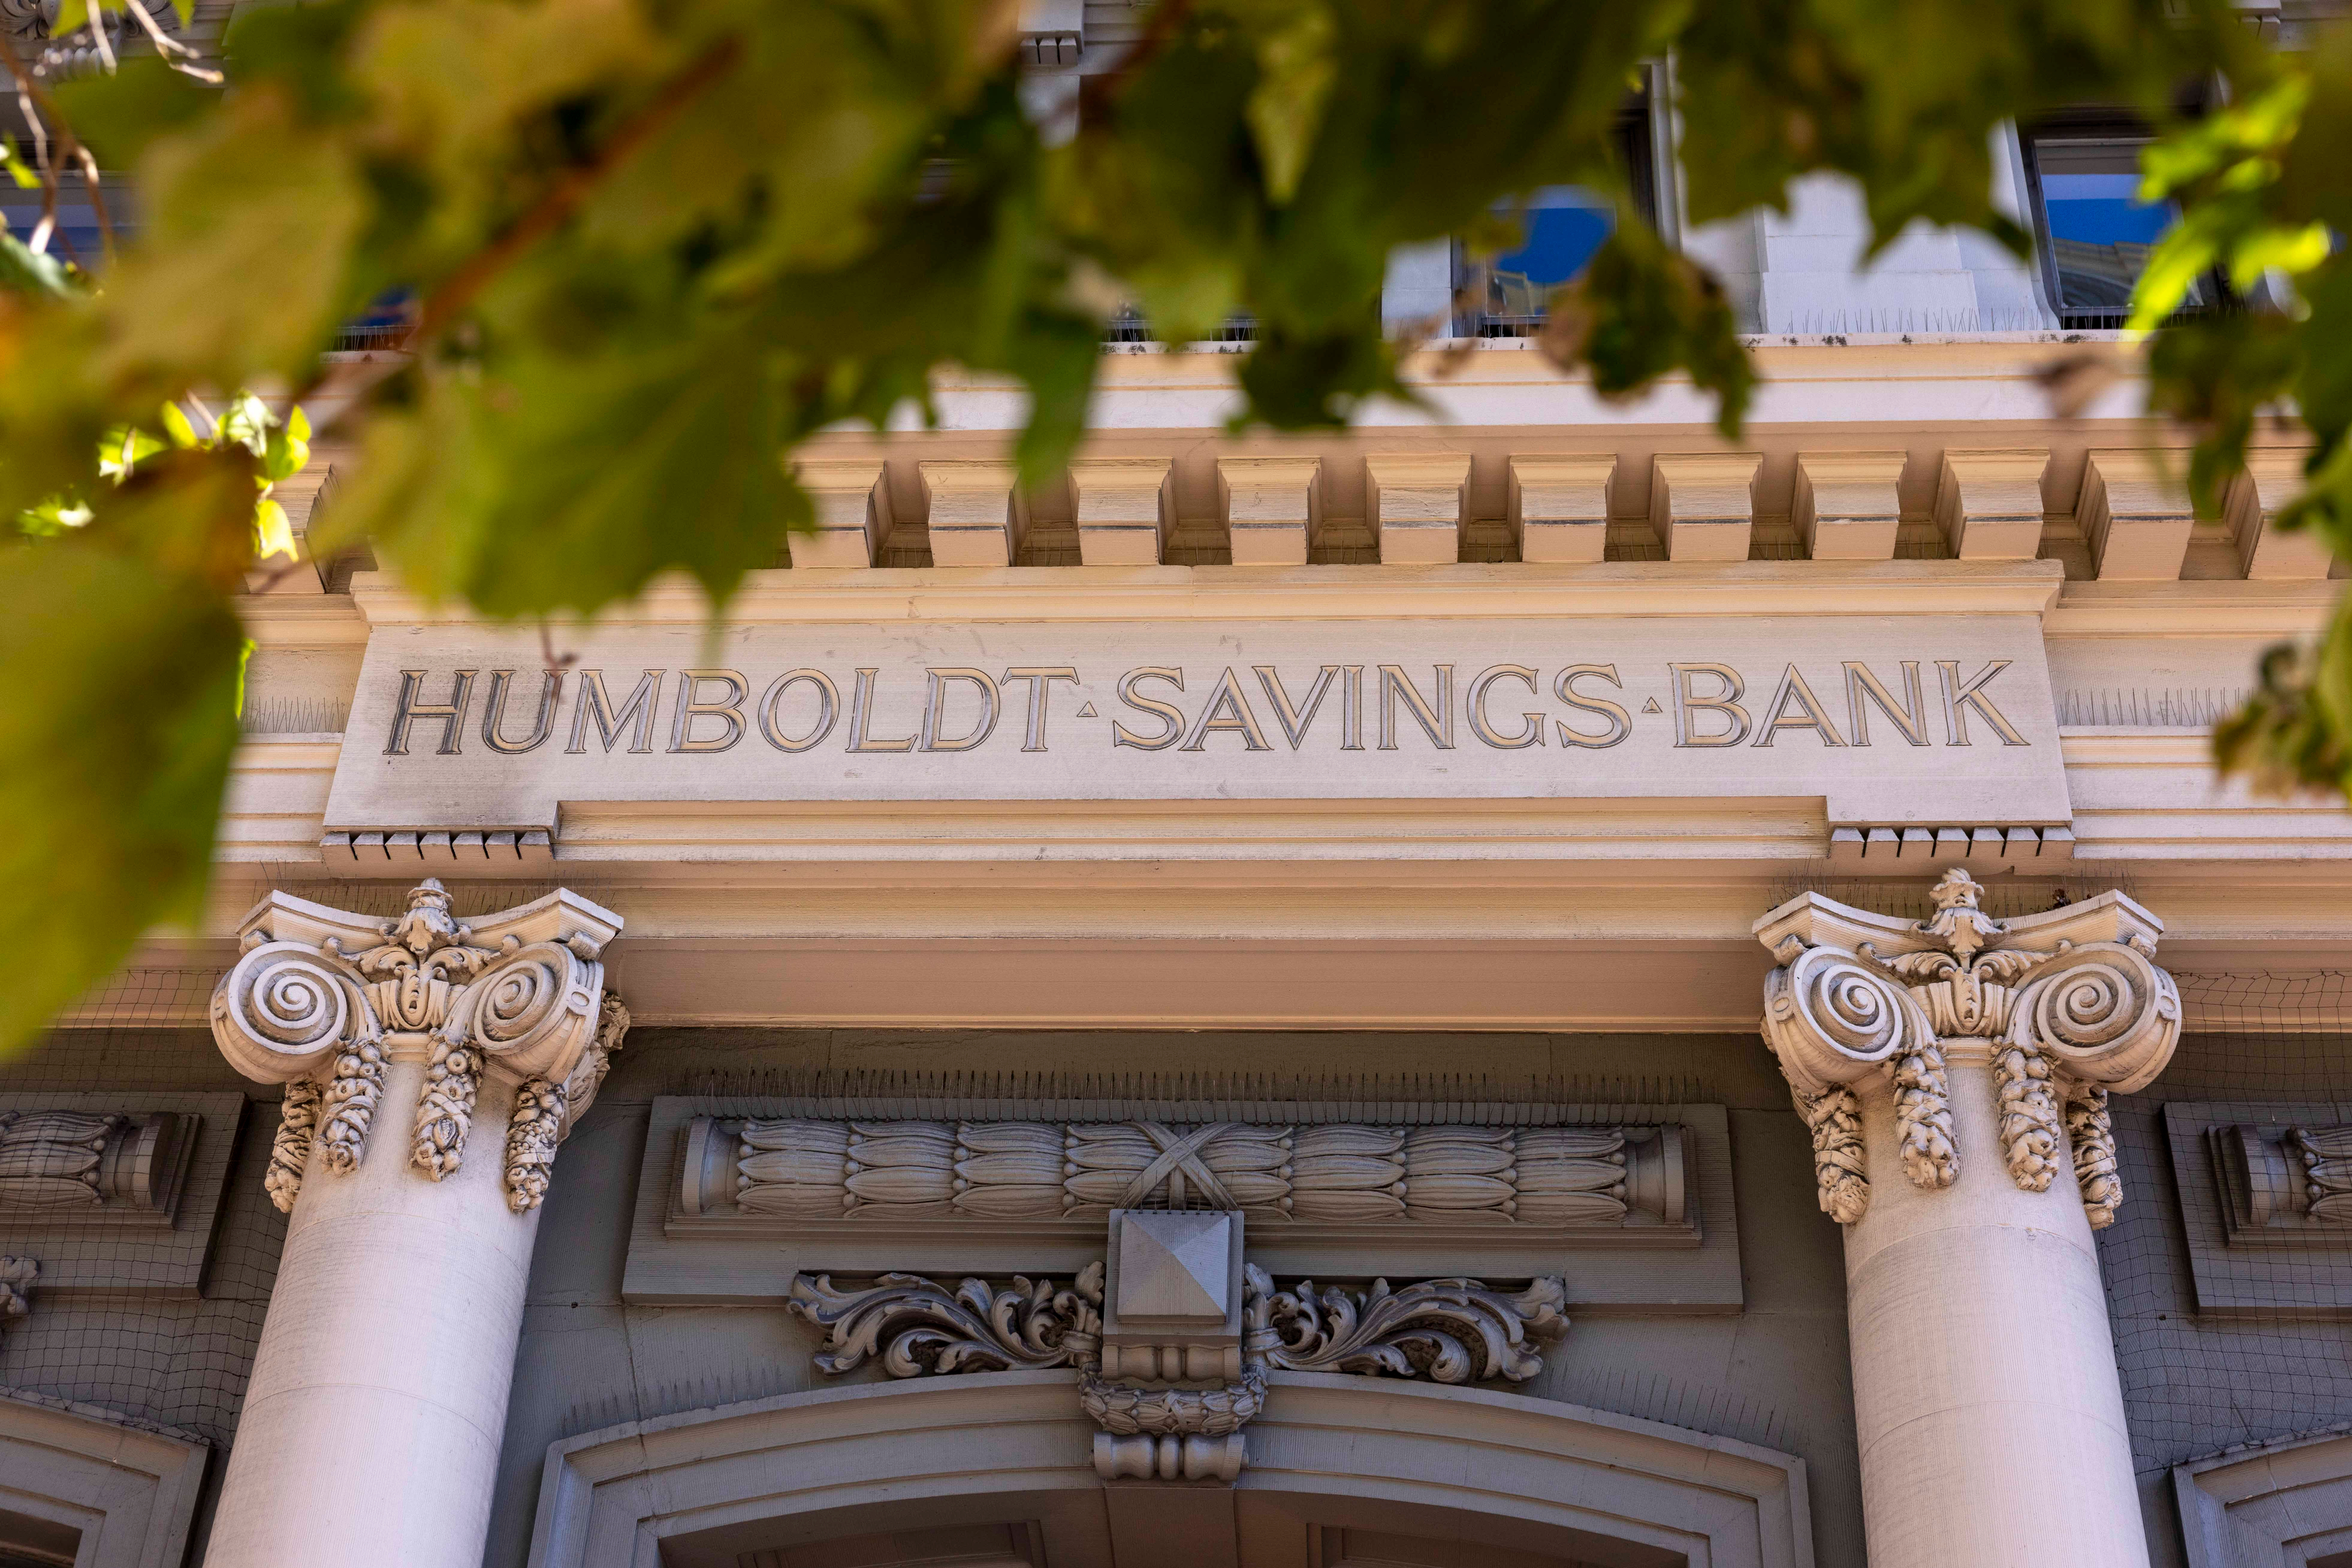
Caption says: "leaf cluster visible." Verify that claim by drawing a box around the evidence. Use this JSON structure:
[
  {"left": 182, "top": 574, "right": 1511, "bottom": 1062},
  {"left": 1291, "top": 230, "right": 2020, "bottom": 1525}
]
[{"left": 0, "top": 0, "right": 2288, "bottom": 1049}]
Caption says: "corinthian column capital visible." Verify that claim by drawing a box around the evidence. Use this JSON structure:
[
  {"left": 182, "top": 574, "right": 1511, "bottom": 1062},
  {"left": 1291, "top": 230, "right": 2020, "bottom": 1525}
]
[
  {"left": 209, "top": 878, "right": 628, "bottom": 1213},
  {"left": 1755, "top": 868, "right": 2178, "bottom": 1229}
]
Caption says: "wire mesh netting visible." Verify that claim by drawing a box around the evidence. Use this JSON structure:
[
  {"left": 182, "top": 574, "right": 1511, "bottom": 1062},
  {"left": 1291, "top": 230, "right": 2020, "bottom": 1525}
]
[
  {"left": 0, "top": 1016, "right": 284, "bottom": 1451},
  {"left": 2104, "top": 971, "right": 2352, "bottom": 1515}
]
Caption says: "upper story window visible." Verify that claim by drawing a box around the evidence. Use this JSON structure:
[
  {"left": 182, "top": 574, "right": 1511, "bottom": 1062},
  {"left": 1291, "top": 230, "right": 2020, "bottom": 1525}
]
[
  {"left": 2024, "top": 119, "right": 2213, "bottom": 331},
  {"left": 1457, "top": 85, "right": 1660, "bottom": 338}
]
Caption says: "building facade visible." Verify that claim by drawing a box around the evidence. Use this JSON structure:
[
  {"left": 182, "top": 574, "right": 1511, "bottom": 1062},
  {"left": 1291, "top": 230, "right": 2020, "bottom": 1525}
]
[{"left": 9, "top": 25, "right": 2352, "bottom": 1568}]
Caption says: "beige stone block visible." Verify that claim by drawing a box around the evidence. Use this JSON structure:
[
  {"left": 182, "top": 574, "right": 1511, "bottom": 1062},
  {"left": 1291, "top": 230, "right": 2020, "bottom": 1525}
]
[
  {"left": 2079, "top": 448, "right": 2195, "bottom": 582},
  {"left": 1650, "top": 452, "right": 1760, "bottom": 561},
  {"left": 1507, "top": 454, "right": 1613, "bottom": 564},
  {"left": 918, "top": 460, "right": 1025, "bottom": 568},
  {"left": 1216, "top": 456, "right": 1319, "bottom": 566},
  {"left": 2228, "top": 446, "right": 2332, "bottom": 580},
  {"left": 1935, "top": 448, "right": 2049, "bottom": 561},
  {"left": 1794, "top": 451, "right": 1905, "bottom": 561},
  {"left": 790, "top": 458, "right": 891, "bottom": 568},
  {"left": 1070, "top": 456, "right": 1174, "bottom": 566},
  {"left": 1366, "top": 453, "right": 1472, "bottom": 565}
]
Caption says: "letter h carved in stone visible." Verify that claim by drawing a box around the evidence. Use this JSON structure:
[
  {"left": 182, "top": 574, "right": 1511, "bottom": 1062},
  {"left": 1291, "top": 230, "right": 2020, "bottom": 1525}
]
[
  {"left": 210, "top": 879, "right": 628, "bottom": 1214},
  {"left": 1756, "top": 869, "right": 2178, "bottom": 1228}
]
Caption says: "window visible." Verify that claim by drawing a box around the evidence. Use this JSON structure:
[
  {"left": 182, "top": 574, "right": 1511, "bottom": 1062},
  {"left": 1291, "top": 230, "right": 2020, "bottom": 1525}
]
[
  {"left": 1457, "top": 85, "right": 1660, "bottom": 337},
  {"left": 2025, "top": 124, "right": 2213, "bottom": 330}
]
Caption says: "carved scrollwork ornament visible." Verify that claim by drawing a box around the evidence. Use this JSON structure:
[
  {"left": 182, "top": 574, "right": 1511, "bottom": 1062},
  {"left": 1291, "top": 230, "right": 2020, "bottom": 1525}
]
[
  {"left": 1241, "top": 1265, "right": 1568, "bottom": 1384},
  {"left": 210, "top": 880, "right": 623, "bottom": 1207},
  {"left": 1762, "top": 944, "right": 1922, "bottom": 1097},
  {"left": 786, "top": 1264, "right": 1105, "bottom": 1377},
  {"left": 0, "top": 1256, "right": 34, "bottom": 1330},
  {"left": 1757, "top": 873, "right": 2178, "bottom": 1229}
]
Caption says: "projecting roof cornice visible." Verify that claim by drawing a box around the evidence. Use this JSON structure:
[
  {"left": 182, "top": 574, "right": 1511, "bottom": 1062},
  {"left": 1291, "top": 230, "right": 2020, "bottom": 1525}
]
[{"left": 342, "top": 560, "right": 2065, "bottom": 628}]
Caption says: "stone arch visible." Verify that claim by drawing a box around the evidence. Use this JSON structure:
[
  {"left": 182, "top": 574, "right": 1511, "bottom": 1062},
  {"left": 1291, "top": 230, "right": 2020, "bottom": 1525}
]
[{"left": 525, "top": 1370, "right": 1814, "bottom": 1568}]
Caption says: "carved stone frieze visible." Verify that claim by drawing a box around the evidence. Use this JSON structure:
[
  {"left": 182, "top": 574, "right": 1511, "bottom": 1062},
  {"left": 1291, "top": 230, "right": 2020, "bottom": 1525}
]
[
  {"left": 781, "top": 1222, "right": 1571, "bottom": 1486},
  {"left": 786, "top": 1224, "right": 1569, "bottom": 1486},
  {"left": 211, "top": 879, "right": 626, "bottom": 1214},
  {"left": 690, "top": 1115, "right": 1686, "bottom": 1233},
  {"left": 1242, "top": 1265, "right": 1567, "bottom": 1384},
  {"left": 0, "top": 1111, "right": 194, "bottom": 1219},
  {"left": 2214, "top": 1121, "right": 2352, "bottom": 1237},
  {"left": 1758, "top": 868, "right": 2177, "bottom": 1227}
]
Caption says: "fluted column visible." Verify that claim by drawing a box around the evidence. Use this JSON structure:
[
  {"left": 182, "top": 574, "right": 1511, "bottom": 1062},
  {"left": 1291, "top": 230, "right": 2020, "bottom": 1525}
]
[
  {"left": 1756, "top": 869, "right": 2176, "bottom": 1568},
  {"left": 205, "top": 879, "right": 626, "bottom": 1568}
]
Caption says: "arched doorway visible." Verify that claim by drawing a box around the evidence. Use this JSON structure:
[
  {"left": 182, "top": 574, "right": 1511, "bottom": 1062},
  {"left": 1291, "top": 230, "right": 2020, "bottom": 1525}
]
[{"left": 525, "top": 1371, "right": 1813, "bottom": 1568}]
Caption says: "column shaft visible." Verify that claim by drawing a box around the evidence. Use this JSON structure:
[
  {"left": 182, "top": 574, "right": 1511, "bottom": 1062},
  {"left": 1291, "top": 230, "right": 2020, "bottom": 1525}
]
[
  {"left": 206, "top": 1053, "right": 539, "bottom": 1568},
  {"left": 1842, "top": 1051, "right": 2144, "bottom": 1568}
]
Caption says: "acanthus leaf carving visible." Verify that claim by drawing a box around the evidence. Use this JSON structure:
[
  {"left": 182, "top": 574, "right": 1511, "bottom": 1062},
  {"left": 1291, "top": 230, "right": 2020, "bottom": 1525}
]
[
  {"left": 1992, "top": 1042, "right": 2065, "bottom": 1192},
  {"left": 718, "top": 1116, "right": 1671, "bottom": 1232},
  {"left": 503, "top": 993, "right": 630, "bottom": 1214},
  {"left": 785, "top": 1264, "right": 1105, "bottom": 1377},
  {"left": 1791, "top": 1084, "right": 1868, "bottom": 1224},
  {"left": 1241, "top": 1264, "right": 1567, "bottom": 1384},
  {"left": 2067, "top": 1085, "right": 2122, "bottom": 1229},
  {"left": 265, "top": 1083, "right": 322, "bottom": 1214}
]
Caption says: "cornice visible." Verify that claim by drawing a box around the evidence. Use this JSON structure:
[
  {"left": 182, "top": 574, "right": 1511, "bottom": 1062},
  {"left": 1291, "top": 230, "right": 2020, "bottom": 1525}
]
[
  {"left": 240, "top": 594, "right": 371, "bottom": 648},
  {"left": 347, "top": 559, "right": 2066, "bottom": 627},
  {"left": 2045, "top": 580, "right": 2338, "bottom": 637}
]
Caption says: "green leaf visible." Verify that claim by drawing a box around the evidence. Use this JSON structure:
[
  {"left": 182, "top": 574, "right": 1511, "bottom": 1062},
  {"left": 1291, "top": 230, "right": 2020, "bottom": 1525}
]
[
  {"left": 251, "top": 496, "right": 296, "bottom": 560},
  {"left": 0, "top": 230, "right": 74, "bottom": 300},
  {"left": 98, "top": 85, "right": 368, "bottom": 390},
  {"left": 341, "top": 324, "right": 807, "bottom": 616},
  {"left": 1244, "top": 2, "right": 1338, "bottom": 206},
  {"left": 51, "top": 57, "right": 216, "bottom": 169},
  {"left": 0, "top": 546, "right": 243, "bottom": 1054}
]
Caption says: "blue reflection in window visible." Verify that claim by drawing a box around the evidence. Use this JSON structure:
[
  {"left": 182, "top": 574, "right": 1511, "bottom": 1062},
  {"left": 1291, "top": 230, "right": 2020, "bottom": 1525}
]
[
  {"left": 1485, "top": 190, "right": 1613, "bottom": 319},
  {"left": 2034, "top": 151, "right": 2200, "bottom": 313}
]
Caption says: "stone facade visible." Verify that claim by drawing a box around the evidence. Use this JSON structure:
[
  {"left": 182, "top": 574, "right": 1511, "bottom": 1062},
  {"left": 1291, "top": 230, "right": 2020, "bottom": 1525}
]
[{"left": 12, "top": 65, "right": 2352, "bottom": 1568}]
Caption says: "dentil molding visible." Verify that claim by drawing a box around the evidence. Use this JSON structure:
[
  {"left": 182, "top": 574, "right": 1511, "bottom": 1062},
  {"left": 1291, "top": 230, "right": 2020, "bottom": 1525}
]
[
  {"left": 1756, "top": 867, "right": 2178, "bottom": 1228},
  {"left": 210, "top": 878, "right": 628, "bottom": 1214}
]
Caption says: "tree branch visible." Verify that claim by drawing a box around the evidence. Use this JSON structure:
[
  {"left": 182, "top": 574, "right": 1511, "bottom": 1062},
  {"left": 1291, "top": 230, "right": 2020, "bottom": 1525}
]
[{"left": 405, "top": 35, "right": 742, "bottom": 347}]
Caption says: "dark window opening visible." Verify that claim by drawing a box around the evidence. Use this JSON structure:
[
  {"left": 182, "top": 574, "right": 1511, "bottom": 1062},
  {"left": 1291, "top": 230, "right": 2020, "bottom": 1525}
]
[
  {"left": 1457, "top": 83, "right": 1659, "bottom": 339},
  {"left": 0, "top": 1507, "right": 81, "bottom": 1568},
  {"left": 2023, "top": 114, "right": 2226, "bottom": 332}
]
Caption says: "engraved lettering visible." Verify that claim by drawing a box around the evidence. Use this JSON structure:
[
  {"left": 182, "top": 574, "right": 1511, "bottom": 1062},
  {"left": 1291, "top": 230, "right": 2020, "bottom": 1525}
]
[
  {"left": 1377, "top": 664, "right": 1454, "bottom": 750},
  {"left": 1752, "top": 664, "right": 1848, "bottom": 748},
  {"left": 1113, "top": 667, "right": 1186, "bottom": 750},
  {"left": 759, "top": 670, "right": 840, "bottom": 753},
  {"left": 567, "top": 670, "right": 664, "bottom": 755},
  {"left": 1845, "top": 661, "right": 1929, "bottom": 748},
  {"left": 1467, "top": 664, "right": 1544, "bottom": 749},
  {"left": 1554, "top": 664, "right": 1631, "bottom": 749},
  {"left": 1937, "top": 659, "right": 2029, "bottom": 747},
  {"left": 480, "top": 670, "right": 563, "bottom": 755},
  {"left": 845, "top": 668, "right": 918, "bottom": 753},
  {"left": 1342, "top": 665, "right": 1366, "bottom": 750},
  {"left": 1181, "top": 667, "right": 1274, "bottom": 751},
  {"left": 669, "top": 669, "right": 749, "bottom": 753},
  {"left": 1671, "top": 662, "right": 1751, "bottom": 748},
  {"left": 1254, "top": 665, "right": 1341, "bottom": 750},
  {"left": 387, "top": 669, "right": 477, "bottom": 757},
  {"left": 920, "top": 668, "right": 1002, "bottom": 753},
  {"left": 1000, "top": 667, "right": 1080, "bottom": 752}
]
